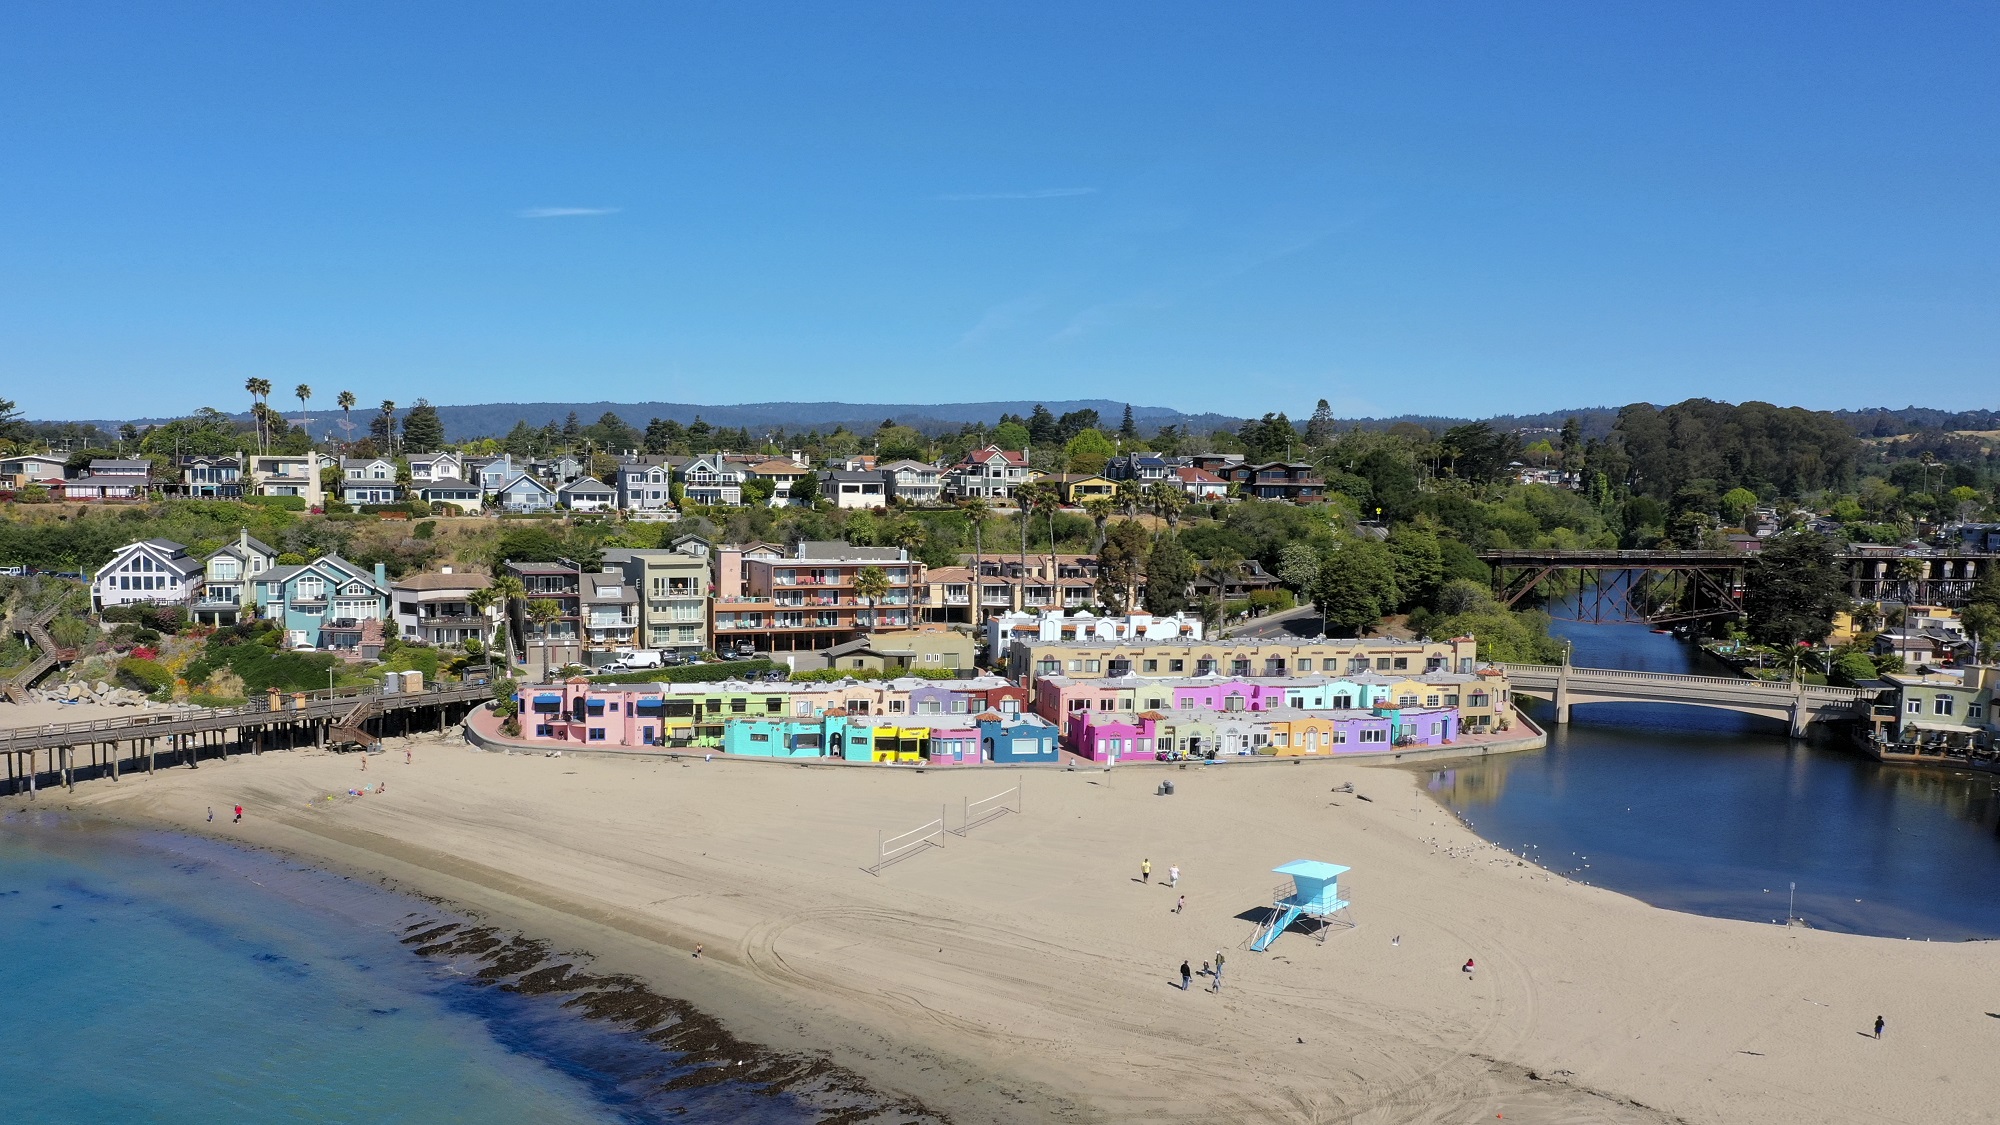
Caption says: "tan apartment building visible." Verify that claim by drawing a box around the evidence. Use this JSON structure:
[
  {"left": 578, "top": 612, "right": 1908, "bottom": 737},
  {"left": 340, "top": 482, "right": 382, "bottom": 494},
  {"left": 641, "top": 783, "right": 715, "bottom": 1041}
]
[
  {"left": 1006, "top": 635, "right": 1483, "bottom": 692},
  {"left": 710, "top": 541, "right": 925, "bottom": 655},
  {"left": 603, "top": 537, "right": 711, "bottom": 655}
]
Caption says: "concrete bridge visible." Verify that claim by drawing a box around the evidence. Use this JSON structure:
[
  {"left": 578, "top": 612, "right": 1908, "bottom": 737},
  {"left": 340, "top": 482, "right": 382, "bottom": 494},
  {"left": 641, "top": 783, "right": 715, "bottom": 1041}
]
[{"left": 1497, "top": 662, "right": 1879, "bottom": 737}]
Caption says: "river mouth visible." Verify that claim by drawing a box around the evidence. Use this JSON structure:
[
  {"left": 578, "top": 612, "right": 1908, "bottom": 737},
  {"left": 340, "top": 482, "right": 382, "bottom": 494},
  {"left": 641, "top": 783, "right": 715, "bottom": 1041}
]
[{"left": 1423, "top": 621, "right": 2000, "bottom": 941}]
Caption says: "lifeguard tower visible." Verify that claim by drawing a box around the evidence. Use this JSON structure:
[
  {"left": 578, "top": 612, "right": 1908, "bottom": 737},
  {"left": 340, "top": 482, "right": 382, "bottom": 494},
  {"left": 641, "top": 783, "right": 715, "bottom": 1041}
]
[{"left": 1249, "top": 860, "right": 1353, "bottom": 952}]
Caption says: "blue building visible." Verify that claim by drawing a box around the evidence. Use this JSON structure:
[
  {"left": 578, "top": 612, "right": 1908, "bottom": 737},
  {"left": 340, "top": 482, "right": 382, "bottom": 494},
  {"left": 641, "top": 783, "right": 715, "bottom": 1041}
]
[
  {"left": 252, "top": 554, "right": 393, "bottom": 654},
  {"left": 979, "top": 713, "right": 1059, "bottom": 764}
]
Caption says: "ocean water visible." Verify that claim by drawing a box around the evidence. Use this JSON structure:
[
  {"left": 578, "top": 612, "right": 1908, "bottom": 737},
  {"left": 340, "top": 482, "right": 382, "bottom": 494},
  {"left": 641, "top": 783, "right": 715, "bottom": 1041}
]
[
  {"left": 0, "top": 814, "right": 830, "bottom": 1124},
  {"left": 1426, "top": 621, "right": 2000, "bottom": 940}
]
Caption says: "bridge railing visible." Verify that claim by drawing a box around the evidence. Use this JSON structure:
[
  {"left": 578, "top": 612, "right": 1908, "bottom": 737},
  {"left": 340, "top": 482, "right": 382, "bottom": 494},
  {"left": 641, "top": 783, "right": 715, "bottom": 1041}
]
[{"left": 1496, "top": 662, "right": 1876, "bottom": 700}]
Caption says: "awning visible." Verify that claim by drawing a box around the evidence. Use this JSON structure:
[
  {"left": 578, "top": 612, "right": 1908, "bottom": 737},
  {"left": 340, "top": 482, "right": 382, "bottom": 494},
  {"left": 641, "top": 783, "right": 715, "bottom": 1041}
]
[{"left": 533, "top": 694, "right": 563, "bottom": 704}]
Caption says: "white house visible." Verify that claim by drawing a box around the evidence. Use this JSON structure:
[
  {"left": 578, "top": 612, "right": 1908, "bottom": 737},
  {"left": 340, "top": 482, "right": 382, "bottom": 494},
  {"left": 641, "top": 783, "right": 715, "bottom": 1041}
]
[
  {"left": 244, "top": 453, "right": 325, "bottom": 509},
  {"left": 62, "top": 459, "right": 152, "bottom": 502},
  {"left": 495, "top": 472, "right": 558, "bottom": 512},
  {"left": 881, "top": 460, "right": 943, "bottom": 505},
  {"left": 559, "top": 476, "right": 617, "bottom": 511},
  {"left": 391, "top": 568, "right": 495, "bottom": 647},
  {"left": 678, "top": 454, "right": 744, "bottom": 506},
  {"left": 822, "top": 469, "right": 890, "bottom": 509},
  {"left": 946, "top": 446, "right": 1030, "bottom": 500},
  {"left": 92, "top": 539, "right": 204, "bottom": 611},
  {"left": 983, "top": 609, "right": 1204, "bottom": 654},
  {"left": 407, "top": 451, "right": 463, "bottom": 484},
  {"left": 339, "top": 457, "right": 400, "bottom": 506}
]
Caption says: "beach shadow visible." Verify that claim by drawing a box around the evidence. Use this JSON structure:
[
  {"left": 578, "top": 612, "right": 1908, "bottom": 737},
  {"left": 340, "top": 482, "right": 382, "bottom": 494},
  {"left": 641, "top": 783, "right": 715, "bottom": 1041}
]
[
  {"left": 1987, "top": 1012, "right": 2000, "bottom": 1019},
  {"left": 1855, "top": 1032, "right": 1878, "bottom": 1039}
]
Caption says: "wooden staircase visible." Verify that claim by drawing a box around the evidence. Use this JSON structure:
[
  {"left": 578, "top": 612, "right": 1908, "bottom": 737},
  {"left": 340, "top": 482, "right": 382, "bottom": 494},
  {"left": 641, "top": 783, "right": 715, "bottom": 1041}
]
[
  {"left": 326, "top": 694, "right": 382, "bottom": 748},
  {"left": 2, "top": 605, "right": 66, "bottom": 705}
]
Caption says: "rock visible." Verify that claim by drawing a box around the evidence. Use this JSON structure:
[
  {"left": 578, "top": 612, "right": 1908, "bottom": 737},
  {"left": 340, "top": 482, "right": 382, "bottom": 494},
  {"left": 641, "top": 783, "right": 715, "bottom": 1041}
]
[{"left": 93, "top": 681, "right": 110, "bottom": 696}]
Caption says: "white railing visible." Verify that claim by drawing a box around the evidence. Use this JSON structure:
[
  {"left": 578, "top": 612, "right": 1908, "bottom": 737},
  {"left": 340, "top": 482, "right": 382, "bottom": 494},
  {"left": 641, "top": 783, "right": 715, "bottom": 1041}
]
[{"left": 1498, "top": 663, "right": 1876, "bottom": 699}]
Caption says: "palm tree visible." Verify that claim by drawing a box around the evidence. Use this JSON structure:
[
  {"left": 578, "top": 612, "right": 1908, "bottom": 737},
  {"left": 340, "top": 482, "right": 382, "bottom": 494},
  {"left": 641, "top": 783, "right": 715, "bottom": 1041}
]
[
  {"left": 1083, "top": 496, "right": 1117, "bottom": 554},
  {"left": 245, "top": 377, "right": 272, "bottom": 452},
  {"left": 891, "top": 521, "right": 926, "bottom": 626},
  {"left": 293, "top": 384, "right": 312, "bottom": 439},
  {"left": 1146, "top": 480, "right": 1188, "bottom": 529},
  {"left": 526, "top": 598, "right": 562, "bottom": 679},
  {"left": 467, "top": 586, "right": 500, "bottom": 673},
  {"left": 336, "top": 390, "right": 357, "bottom": 449},
  {"left": 1116, "top": 479, "right": 1143, "bottom": 519},
  {"left": 853, "top": 565, "right": 892, "bottom": 632},
  {"left": 488, "top": 574, "right": 526, "bottom": 665},
  {"left": 379, "top": 400, "right": 398, "bottom": 456}
]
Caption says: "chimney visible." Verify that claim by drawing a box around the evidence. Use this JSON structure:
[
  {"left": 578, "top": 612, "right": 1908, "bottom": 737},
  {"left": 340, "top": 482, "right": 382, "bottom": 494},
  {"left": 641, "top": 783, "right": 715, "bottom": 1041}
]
[
  {"left": 374, "top": 562, "right": 387, "bottom": 588},
  {"left": 239, "top": 527, "right": 249, "bottom": 552}
]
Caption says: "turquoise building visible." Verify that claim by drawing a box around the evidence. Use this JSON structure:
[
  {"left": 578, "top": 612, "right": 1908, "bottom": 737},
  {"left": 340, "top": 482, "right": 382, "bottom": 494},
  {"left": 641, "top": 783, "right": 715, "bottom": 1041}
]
[{"left": 252, "top": 555, "right": 393, "bottom": 653}]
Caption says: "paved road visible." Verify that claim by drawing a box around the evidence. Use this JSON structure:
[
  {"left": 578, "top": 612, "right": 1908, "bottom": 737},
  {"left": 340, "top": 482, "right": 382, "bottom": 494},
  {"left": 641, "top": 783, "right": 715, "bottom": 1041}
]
[{"left": 1221, "top": 605, "right": 1326, "bottom": 640}]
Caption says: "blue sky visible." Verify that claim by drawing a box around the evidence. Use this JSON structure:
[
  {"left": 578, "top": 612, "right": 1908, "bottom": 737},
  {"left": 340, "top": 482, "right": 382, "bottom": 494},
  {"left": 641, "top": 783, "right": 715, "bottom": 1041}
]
[{"left": 3, "top": 3, "right": 1996, "bottom": 422}]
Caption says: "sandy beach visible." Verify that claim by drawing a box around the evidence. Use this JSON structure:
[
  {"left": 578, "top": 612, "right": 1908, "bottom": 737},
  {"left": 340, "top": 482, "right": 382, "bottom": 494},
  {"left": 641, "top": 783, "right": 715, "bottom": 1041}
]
[{"left": 33, "top": 732, "right": 1996, "bottom": 1124}]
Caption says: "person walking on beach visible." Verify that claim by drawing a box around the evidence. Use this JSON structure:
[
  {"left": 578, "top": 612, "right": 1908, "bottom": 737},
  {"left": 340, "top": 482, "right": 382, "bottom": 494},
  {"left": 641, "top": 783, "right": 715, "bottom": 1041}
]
[
  {"left": 1176, "top": 894, "right": 1185, "bottom": 914},
  {"left": 405, "top": 747, "right": 412, "bottom": 766},
  {"left": 1180, "top": 960, "right": 1192, "bottom": 991},
  {"left": 232, "top": 804, "right": 242, "bottom": 823},
  {"left": 1169, "top": 864, "right": 1180, "bottom": 888},
  {"left": 1874, "top": 1016, "right": 1885, "bottom": 1039},
  {"left": 1141, "top": 858, "right": 1152, "bottom": 884},
  {"left": 207, "top": 806, "right": 213, "bottom": 823},
  {"left": 1211, "top": 950, "right": 1225, "bottom": 992}
]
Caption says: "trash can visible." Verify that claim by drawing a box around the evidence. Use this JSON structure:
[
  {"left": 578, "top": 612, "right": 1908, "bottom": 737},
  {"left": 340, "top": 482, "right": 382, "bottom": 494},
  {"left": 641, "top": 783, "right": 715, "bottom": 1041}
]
[{"left": 1162, "top": 779, "right": 1176, "bottom": 796}]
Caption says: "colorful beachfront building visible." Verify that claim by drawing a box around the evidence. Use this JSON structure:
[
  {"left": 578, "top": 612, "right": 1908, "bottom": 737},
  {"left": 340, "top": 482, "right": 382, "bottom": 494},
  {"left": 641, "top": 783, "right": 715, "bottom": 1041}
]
[
  {"left": 513, "top": 675, "right": 1025, "bottom": 752},
  {"left": 979, "top": 712, "right": 1060, "bottom": 764},
  {"left": 1061, "top": 703, "right": 1456, "bottom": 762}
]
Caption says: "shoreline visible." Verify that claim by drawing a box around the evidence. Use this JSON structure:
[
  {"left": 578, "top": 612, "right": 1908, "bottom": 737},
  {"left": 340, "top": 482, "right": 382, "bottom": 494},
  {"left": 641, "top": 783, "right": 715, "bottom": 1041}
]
[{"left": 24, "top": 727, "right": 2000, "bottom": 1124}]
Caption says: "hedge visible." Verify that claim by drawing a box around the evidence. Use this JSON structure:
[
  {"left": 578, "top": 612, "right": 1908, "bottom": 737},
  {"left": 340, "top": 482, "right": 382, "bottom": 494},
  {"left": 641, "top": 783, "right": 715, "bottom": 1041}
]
[{"left": 588, "top": 659, "right": 783, "bottom": 684}]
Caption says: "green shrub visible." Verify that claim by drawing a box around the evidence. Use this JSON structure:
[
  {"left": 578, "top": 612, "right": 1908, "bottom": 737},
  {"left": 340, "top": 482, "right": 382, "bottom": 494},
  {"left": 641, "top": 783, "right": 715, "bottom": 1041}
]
[
  {"left": 413, "top": 520, "right": 438, "bottom": 540},
  {"left": 244, "top": 495, "right": 308, "bottom": 511},
  {"left": 588, "top": 659, "right": 782, "bottom": 684},
  {"left": 116, "top": 656, "right": 173, "bottom": 693},
  {"left": 378, "top": 640, "right": 441, "bottom": 681}
]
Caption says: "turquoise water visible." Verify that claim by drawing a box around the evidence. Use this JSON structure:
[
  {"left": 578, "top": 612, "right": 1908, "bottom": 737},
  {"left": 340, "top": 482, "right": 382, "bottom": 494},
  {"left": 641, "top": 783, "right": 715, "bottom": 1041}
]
[
  {"left": 1428, "top": 622, "right": 2000, "bottom": 940},
  {"left": 0, "top": 814, "right": 830, "bottom": 1124}
]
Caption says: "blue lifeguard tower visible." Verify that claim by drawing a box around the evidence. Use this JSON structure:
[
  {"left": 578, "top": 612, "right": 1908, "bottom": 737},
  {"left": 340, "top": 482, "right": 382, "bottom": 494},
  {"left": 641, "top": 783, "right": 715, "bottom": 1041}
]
[{"left": 1249, "top": 860, "right": 1353, "bottom": 952}]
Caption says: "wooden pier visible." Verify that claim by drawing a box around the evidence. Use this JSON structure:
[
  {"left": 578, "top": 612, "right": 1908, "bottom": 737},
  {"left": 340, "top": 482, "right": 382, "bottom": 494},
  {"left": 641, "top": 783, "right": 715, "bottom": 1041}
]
[{"left": 0, "top": 681, "right": 492, "bottom": 798}]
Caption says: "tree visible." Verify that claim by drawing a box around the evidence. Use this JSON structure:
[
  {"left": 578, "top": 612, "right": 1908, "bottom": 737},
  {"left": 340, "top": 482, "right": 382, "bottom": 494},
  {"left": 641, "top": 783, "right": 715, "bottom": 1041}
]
[
  {"left": 1743, "top": 532, "right": 1849, "bottom": 646},
  {"left": 992, "top": 420, "right": 1031, "bottom": 451},
  {"left": 1385, "top": 524, "right": 1445, "bottom": 613},
  {"left": 370, "top": 401, "right": 398, "bottom": 454},
  {"left": 1143, "top": 532, "right": 1193, "bottom": 615},
  {"left": 1146, "top": 480, "right": 1189, "bottom": 528},
  {"left": 1314, "top": 537, "right": 1401, "bottom": 636},
  {"left": 1082, "top": 496, "right": 1117, "bottom": 553},
  {"left": 1304, "top": 399, "right": 1335, "bottom": 447},
  {"left": 402, "top": 399, "right": 446, "bottom": 453},
  {"left": 0, "top": 397, "right": 29, "bottom": 446},
  {"left": 789, "top": 471, "right": 820, "bottom": 506},
  {"left": 853, "top": 565, "right": 892, "bottom": 629},
  {"left": 1027, "top": 404, "right": 1058, "bottom": 447},
  {"left": 1720, "top": 487, "right": 1759, "bottom": 528},
  {"left": 293, "top": 384, "right": 312, "bottom": 438},
  {"left": 1276, "top": 541, "right": 1322, "bottom": 631},
  {"left": 1096, "top": 520, "right": 1150, "bottom": 611},
  {"left": 1118, "top": 405, "right": 1138, "bottom": 442},
  {"left": 245, "top": 377, "right": 272, "bottom": 451},
  {"left": 336, "top": 391, "right": 357, "bottom": 448},
  {"left": 1063, "top": 429, "right": 1117, "bottom": 474},
  {"left": 525, "top": 598, "right": 562, "bottom": 674}
]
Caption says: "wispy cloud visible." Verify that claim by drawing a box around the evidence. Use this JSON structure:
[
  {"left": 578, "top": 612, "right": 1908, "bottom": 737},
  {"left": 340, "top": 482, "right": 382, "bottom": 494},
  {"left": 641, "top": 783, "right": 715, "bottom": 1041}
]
[
  {"left": 955, "top": 293, "right": 1048, "bottom": 348},
  {"left": 936, "top": 187, "right": 1098, "bottom": 202},
  {"left": 516, "top": 206, "right": 621, "bottom": 219},
  {"left": 1049, "top": 294, "right": 1169, "bottom": 344}
]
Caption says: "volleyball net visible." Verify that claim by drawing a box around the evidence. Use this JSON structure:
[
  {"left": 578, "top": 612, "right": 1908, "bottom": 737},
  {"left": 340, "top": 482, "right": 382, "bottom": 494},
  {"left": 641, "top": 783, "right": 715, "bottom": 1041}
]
[
  {"left": 951, "top": 782, "right": 1022, "bottom": 837},
  {"left": 867, "top": 812, "right": 945, "bottom": 875}
]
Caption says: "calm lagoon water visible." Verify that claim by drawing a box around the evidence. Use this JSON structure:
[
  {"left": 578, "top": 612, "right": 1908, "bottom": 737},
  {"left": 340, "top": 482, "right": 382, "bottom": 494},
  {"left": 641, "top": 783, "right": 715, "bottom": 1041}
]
[
  {"left": 0, "top": 816, "right": 827, "bottom": 1125},
  {"left": 1426, "top": 621, "right": 2000, "bottom": 940}
]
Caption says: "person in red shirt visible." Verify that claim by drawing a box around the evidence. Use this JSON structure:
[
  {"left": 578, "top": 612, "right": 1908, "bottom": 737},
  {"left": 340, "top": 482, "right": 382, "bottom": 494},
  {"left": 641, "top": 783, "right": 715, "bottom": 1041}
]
[{"left": 232, "top": 804, "right": 243, "bottom": 823}]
